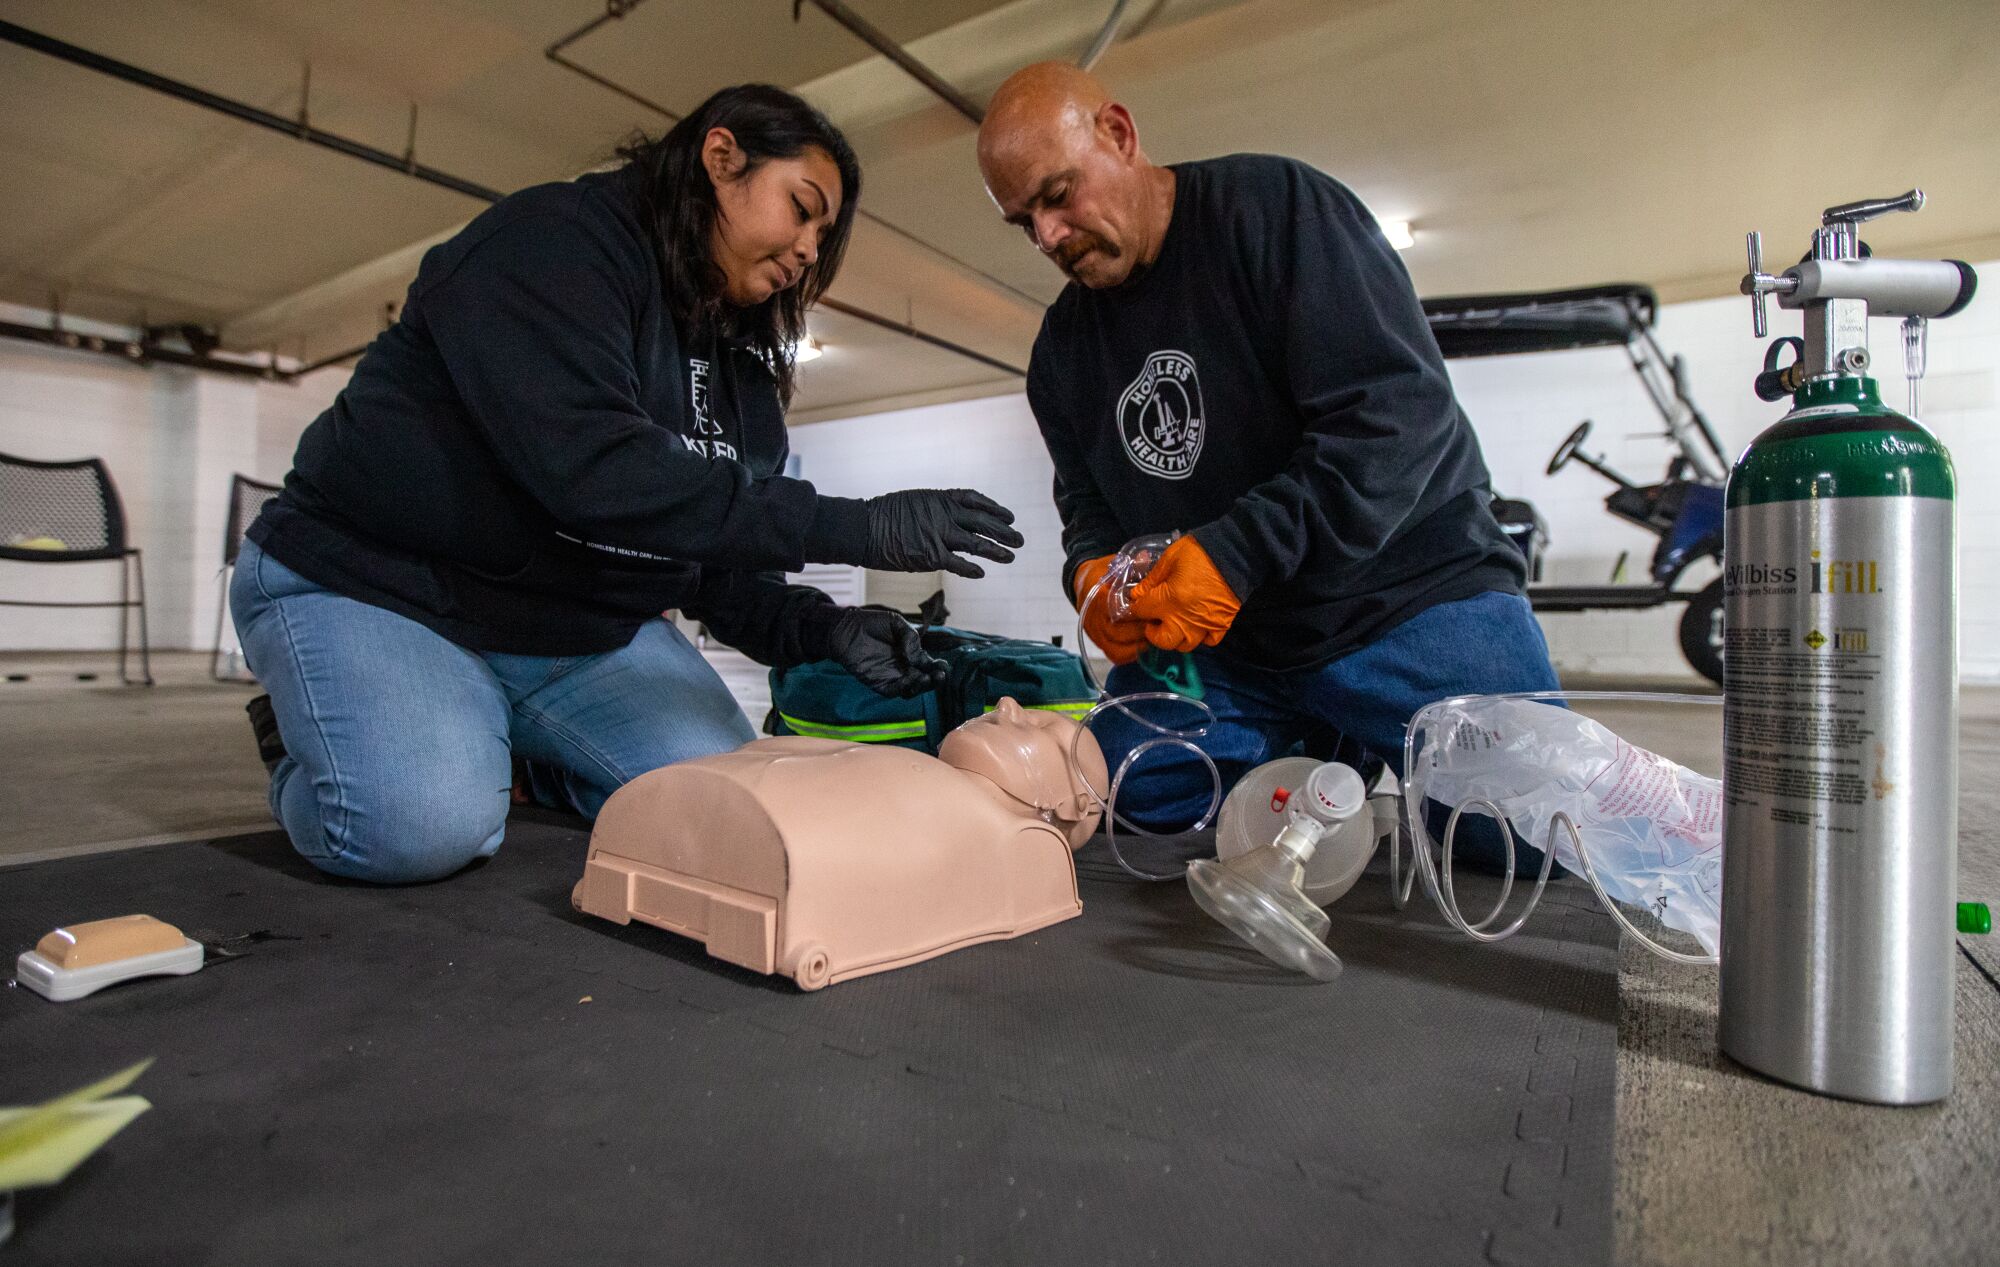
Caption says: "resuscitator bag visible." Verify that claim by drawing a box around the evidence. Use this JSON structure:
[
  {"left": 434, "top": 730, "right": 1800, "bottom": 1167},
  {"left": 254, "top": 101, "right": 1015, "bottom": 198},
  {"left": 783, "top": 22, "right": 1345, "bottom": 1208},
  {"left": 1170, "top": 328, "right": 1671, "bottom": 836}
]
[{"left": 1409, "top": 695, "right": 1724, "bottom": 955}]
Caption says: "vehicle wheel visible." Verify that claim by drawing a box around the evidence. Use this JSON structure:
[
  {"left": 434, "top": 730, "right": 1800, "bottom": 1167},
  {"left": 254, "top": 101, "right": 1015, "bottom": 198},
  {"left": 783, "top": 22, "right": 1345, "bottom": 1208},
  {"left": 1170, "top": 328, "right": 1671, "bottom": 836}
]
[
  {"left": 792, "top": 944, "right": 832, "bottom": 992},
  {"left": 1679, "top": 579, "right": 1725, "bottom": 687}
]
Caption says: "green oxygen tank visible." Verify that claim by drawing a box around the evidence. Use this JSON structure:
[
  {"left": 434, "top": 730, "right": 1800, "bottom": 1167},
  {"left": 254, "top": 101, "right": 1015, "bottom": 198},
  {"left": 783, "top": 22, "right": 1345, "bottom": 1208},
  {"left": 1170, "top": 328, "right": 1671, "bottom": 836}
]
[{"left": 1720, "top": 191, "right": 1977, "bottom": 1104}]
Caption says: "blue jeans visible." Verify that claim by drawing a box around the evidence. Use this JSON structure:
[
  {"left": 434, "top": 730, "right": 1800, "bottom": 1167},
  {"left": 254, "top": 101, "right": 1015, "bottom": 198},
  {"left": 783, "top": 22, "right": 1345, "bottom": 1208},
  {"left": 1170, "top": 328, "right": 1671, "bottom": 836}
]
[
  {"left": 230, "top": 539, "right": 755, "bottom": 884},
  {"left": 1095, "top": 590, "right": 1560, "bottom": 867}
]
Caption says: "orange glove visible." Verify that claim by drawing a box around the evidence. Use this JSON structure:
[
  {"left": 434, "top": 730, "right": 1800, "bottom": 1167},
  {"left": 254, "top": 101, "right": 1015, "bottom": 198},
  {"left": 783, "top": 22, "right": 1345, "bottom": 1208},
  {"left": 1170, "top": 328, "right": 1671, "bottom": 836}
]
[
  {"left": 1127, "top": 536, "right": 1242, "bottom": 653},
  {"left": 1071, "top": 553, "right": 1149, "bottom": 665}
]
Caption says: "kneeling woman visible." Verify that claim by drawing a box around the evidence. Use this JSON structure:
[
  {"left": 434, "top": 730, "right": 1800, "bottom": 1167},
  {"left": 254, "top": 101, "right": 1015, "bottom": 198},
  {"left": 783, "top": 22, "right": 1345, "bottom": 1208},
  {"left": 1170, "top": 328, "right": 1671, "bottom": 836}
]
[{"left": 236, "top": 85, "right": 1019, "bottom": 884}]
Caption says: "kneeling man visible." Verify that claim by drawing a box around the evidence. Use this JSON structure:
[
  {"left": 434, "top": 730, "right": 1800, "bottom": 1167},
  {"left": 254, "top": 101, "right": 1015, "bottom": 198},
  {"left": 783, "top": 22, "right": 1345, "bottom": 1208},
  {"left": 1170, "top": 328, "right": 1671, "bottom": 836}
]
[{"left": 977, "top": 62, "right": 1558, "bottom": 837}]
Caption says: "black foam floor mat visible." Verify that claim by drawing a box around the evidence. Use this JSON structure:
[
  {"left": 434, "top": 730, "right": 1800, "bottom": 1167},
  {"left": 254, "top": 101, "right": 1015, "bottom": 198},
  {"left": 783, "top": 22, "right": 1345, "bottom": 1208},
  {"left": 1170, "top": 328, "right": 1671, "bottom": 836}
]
[{"left": 1, "top": 819, "right": 1617, "bottom": 1265}]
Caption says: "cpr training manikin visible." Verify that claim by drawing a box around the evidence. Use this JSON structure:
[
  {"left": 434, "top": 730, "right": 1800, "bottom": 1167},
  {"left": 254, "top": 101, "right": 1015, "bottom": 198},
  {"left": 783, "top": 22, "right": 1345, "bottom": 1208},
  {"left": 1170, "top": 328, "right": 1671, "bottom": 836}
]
[{"left": 573, "top": 698, "right": 1108, "bottom": 990}]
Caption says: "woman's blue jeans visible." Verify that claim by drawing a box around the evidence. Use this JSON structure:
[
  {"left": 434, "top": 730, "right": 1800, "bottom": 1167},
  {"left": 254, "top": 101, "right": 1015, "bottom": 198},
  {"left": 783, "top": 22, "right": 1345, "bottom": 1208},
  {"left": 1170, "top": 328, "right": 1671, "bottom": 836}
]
[{"left": 230, "top": 539, "right": 755, "bottom": 884}]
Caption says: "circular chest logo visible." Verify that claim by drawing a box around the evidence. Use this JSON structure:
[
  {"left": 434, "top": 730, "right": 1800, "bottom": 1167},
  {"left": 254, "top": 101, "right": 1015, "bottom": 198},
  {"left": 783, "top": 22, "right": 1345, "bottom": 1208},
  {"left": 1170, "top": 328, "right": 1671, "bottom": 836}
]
[{"left": 1118, "top": 350, "right": 1205, "bottom": 480}]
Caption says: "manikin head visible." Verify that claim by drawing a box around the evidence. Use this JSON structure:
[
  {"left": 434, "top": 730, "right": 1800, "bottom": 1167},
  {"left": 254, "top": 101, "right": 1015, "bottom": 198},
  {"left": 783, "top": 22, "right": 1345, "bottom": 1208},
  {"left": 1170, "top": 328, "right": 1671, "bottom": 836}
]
[
  {"left": 939, "top": 697, "right": 1107, "bottom": 848},
  {"left": 976, "top": 62, "right": 1173, "bottom": 290}
]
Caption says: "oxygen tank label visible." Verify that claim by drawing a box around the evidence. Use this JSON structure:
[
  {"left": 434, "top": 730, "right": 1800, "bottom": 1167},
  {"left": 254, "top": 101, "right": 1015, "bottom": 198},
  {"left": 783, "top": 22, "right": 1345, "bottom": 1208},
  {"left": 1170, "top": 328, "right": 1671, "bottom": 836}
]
[
  {"left": 1722, "top": 497, "right": 1953, "bottom": 839},
  {"left": 1720, "top": 480, "right": 1956, "bottom": 1103}
]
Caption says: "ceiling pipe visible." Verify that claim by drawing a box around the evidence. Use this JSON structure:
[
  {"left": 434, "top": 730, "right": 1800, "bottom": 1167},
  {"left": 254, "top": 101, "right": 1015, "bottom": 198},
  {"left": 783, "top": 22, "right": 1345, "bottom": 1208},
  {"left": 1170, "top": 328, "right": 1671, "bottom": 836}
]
[
  {"left": 0, "top": 19, "right": 505, "bottom": 204},
  {"left": 548, "top": 3, "right": 1038, "bottom": 306},
  {"left": 291, "top": 344, "right": 372, "bottom": 377},
  {"left": 791, "top": 0, "right": 985, "bottom": 125},
  {"left": 545, "top": 1, "right": 1042, "bottom": 308},
  {"left": 544, "top": 1, "right": 1027, "bottom": 377},
  {"left": 0, "top": 317, "right": 368, "bottom": 383},
  {"left": 1078, "top": 0, "right": 1132, "bottom": 70},
  {"left": 0, "top": 13, "right": 1023, "bottom": 382},
  {"left": 544, "top": 0, "right": 683, "bottom": 123}
]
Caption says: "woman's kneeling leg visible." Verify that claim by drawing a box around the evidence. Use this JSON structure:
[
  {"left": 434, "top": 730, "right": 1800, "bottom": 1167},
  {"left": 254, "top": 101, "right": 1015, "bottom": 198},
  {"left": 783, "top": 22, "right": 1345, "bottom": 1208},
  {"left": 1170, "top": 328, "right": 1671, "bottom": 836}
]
[{"left": 232, "top": 541, "right": 516, "bottom": 884}]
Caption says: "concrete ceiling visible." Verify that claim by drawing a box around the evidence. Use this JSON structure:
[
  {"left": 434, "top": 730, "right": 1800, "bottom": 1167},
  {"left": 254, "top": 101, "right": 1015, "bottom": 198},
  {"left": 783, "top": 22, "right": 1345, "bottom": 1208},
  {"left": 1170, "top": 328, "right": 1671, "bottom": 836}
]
[{"left": 1, "top": 0, "right": 1995, "bottom": 420}]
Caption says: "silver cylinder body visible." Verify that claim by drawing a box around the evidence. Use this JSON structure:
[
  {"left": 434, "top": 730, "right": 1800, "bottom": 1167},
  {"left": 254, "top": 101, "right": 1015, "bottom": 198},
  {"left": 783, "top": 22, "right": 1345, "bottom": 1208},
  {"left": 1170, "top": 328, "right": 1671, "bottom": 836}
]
[{"left": 1720, "top": 492, "right": 1957, "bottom": 1104}]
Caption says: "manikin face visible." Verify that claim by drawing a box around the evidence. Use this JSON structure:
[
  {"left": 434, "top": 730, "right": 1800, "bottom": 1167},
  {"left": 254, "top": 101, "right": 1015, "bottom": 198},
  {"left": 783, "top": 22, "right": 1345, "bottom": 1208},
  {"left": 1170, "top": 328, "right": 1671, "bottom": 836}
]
[
  {"left": 981, "top": 103, "right": 1149, "bottom": 290},
  {"left": 705, "top": 129, "right": 842, "bottom": 307},
  {"left": 939, "top": 698, "right": 1108, "bottom": 845}
]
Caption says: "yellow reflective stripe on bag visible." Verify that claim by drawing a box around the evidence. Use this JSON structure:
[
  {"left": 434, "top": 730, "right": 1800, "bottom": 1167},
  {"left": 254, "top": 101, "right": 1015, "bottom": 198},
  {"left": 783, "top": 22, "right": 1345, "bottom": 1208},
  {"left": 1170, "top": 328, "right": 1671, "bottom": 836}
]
[{"left": 775, "top": 713, "right": 929, "bottom": 743}]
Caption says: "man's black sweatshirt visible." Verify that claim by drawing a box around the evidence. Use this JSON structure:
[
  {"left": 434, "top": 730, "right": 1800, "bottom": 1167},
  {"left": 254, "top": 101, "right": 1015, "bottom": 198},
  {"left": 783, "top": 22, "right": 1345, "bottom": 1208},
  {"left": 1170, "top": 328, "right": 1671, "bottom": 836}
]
[
  {"left": 250, "top": 166, "right": 870, "bottom": 660},
  {"left": 1029, "top": 154, "right": 1524, "bottom": 672}
]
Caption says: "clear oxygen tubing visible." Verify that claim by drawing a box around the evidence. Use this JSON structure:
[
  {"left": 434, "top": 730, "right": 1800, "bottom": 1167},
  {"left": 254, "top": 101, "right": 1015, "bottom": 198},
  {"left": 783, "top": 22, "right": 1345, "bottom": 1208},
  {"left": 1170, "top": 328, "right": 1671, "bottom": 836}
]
[
  {"left": 1068, "top": 538, "right": 1224, "bottom": 882},
  {"left": 1390, "top": 689, "right": 1722, "bottom": 965}
]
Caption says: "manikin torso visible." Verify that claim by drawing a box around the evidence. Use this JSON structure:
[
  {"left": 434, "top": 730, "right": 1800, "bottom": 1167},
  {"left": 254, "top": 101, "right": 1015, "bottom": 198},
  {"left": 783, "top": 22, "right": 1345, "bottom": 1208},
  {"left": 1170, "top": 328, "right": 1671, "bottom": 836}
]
[{"left": 574, "top": 699, "right": 1108, "bottom": 989}]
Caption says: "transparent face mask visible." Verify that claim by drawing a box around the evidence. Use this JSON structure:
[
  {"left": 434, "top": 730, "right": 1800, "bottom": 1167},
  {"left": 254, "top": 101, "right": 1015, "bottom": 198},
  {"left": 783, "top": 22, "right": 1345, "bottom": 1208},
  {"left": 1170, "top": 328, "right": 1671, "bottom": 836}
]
[
  {"left": 1102, "top": 533, "right": 1177, "bottom": 623},
  {"left": 1184, "top": 760, "right": 1399, "bottom": 982}
]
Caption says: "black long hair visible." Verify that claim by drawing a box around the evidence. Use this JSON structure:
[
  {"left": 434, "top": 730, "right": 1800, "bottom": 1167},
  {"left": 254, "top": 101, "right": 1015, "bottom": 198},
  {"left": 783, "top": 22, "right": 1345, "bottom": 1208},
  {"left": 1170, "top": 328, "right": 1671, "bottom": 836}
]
[{"left": 616, "top": 85, "right": 860, "bottom": 406}]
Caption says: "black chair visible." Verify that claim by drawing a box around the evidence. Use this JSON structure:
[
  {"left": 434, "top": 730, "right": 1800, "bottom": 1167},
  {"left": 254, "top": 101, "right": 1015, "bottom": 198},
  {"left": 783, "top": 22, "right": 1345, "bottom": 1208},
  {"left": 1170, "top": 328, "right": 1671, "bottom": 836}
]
[
  {"left": 0, "top": 451, "right": 153, "bottom": 686},
  {"left": 211, "top": 473, "right": 283, "bottom": 681}
]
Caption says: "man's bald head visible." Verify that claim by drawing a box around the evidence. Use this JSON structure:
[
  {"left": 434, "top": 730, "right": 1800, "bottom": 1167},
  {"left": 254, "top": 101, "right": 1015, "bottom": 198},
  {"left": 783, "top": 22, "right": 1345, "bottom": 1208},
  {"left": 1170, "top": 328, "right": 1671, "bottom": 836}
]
[
  {"left": 977, "top": 62, "right": 1172, "bottom": 289},
  {"left": 978, "top": 62, "right": 1112, "bottom": 172}
]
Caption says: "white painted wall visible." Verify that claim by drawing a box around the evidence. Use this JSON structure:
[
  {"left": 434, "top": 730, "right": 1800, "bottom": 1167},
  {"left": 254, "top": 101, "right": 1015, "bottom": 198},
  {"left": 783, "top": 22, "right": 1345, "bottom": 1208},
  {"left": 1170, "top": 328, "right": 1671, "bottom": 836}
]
[
  {"left": 791, "top": 265, "right": 2000, "bottom": 683},
  {"left": 0, "top": 308, "right": 348, "bottom": 652},
  {"left": 786, "top": 392, "right": 1083, "bottom": 650}
]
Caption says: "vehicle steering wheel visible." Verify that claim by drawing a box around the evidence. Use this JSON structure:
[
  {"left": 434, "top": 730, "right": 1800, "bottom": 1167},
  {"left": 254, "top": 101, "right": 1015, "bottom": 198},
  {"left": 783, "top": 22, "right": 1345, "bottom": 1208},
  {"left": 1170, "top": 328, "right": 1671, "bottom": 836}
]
[{"left": 1547, "top": 420, "right": 1593, "bottom": 476}]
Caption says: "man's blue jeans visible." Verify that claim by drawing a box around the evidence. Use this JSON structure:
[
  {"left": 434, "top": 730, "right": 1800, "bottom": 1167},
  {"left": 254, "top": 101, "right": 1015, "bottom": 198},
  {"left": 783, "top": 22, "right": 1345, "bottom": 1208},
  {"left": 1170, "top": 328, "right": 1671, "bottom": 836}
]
[
  {"left": 230, "top": 539, "right": 756, "bottom": 884},
  {"left": 1094, "top": 590, "right": 1560, "bottom": 867}
]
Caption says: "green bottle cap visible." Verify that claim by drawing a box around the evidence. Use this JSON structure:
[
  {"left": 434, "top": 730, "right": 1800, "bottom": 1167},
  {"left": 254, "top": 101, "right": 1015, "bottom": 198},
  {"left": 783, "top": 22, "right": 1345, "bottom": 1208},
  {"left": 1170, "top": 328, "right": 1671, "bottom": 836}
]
[{"left": 1960, "top": 903, "right": 1992, "bottom": 935}]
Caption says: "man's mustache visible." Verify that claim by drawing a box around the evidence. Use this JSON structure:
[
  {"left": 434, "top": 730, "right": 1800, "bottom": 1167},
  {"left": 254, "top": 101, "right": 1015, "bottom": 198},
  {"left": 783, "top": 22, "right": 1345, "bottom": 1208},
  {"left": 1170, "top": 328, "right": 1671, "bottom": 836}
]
[{"left": 1052, "top": 233, "right": 1120, "bottom": 273}]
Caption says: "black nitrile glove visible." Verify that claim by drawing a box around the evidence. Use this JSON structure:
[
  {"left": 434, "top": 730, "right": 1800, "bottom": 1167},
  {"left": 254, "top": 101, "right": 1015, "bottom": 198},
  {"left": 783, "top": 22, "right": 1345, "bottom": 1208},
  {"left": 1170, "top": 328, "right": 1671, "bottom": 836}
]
[
  {"left": 826, "top": 608, "right": 948, "bottom": 698},
  {"left": 861, "top": 489, "right": 1023, "bottom": 579}
]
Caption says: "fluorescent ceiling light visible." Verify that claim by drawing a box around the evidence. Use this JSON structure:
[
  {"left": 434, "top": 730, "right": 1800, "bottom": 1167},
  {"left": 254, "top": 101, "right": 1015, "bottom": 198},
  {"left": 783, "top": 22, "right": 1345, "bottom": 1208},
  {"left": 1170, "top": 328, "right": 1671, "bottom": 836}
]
[
  {"left": 792, "top": 338, "right": 823, "bottom": 363},
  {"left": 1381, "top": 220, "right": 1415, "bottom": 251}
]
